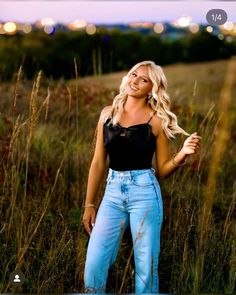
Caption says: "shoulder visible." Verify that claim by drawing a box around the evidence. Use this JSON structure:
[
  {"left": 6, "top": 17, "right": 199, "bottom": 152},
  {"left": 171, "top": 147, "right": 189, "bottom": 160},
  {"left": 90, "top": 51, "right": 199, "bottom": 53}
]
[
  {"left": 101, "top": 105, "right": 112, "bottom": 114},
  {"left": 99, "top": 105, "right": 112, "bottom": 121},
  {"left": 149, "top": 112, "right": 163, "bottom": 137},
  {"left": 97, "top": 105, "right": 112, "bottom": 131}
]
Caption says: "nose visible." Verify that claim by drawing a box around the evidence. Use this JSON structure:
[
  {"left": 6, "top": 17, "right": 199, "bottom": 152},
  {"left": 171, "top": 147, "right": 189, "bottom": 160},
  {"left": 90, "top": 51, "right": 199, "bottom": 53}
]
[{"left": 132, "top": 77, "right": 138, "bottom": 84}]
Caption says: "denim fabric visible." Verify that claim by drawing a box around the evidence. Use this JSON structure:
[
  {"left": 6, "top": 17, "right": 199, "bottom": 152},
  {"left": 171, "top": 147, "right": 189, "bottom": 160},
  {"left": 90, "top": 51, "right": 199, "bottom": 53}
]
[{"left": 84, "top": 168, "right": 163, "bottom": 293}]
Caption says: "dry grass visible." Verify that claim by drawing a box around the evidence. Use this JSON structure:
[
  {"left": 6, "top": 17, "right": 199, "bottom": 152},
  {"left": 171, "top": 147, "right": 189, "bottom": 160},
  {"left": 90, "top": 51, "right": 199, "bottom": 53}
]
[{"left": 0, "top": 58, "right": 235, "bottom": 293}]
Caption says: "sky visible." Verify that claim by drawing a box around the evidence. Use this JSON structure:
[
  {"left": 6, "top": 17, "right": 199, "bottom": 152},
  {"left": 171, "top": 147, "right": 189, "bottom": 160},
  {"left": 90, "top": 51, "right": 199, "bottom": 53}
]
[{"left": 0, "top": 1, "right": 236, "bottom": 24}]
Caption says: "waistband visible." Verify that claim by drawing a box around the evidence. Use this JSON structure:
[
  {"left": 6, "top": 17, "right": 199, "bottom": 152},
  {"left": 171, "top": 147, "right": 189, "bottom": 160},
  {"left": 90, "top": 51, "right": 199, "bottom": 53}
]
[{"left": 107, "top": 168, "right": 155, "bottom": 178}]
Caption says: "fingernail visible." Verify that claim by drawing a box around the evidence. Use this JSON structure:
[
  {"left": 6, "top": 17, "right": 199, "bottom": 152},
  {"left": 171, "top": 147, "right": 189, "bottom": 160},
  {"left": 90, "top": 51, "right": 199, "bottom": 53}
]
[{"left": 92, "top": 223, "right": 95, "bottom": 227}]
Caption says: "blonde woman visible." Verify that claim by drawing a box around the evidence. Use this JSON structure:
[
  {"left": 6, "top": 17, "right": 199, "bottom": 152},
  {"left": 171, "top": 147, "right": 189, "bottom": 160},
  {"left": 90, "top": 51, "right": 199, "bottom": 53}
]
[{"left": 83, "top": 61, "right": 201, "bottom": 293}]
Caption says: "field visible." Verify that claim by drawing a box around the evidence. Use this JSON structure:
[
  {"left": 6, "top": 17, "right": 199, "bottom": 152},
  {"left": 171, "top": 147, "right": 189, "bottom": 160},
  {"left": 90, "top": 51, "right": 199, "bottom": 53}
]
[{"left": 0, "top": 58, "right": 235, "bottom": 293}]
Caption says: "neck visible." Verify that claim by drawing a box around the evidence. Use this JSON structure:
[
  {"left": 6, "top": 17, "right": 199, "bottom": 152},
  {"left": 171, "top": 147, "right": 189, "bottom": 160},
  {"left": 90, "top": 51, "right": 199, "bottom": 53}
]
[{"left": 124, "top": 96, "right": 148, "bottom": 113}]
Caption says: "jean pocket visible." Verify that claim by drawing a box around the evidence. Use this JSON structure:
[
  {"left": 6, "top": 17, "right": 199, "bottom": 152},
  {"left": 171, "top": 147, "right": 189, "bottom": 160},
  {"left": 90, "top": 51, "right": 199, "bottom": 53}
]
[{"left": 131, "top": 172, "right": 153, "bottom": 187}]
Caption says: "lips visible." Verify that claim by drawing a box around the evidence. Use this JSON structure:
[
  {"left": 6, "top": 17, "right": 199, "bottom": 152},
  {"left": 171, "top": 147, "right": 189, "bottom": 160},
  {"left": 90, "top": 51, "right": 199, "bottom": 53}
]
[{"left": 130, "top": 85, "right": 138, "bottom": 91}]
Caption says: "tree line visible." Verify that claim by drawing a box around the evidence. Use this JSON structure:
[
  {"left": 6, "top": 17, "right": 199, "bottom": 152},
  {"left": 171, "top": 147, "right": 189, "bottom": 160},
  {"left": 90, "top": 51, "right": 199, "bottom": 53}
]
[{"left": 0, "top": 29, "right": 235, "bottom": 80}]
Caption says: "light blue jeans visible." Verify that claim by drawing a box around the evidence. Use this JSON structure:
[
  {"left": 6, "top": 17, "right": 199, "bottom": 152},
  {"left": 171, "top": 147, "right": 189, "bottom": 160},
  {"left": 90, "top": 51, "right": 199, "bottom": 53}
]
[{"left": 84, "top": 168, "right": 163, "bottom": 293}]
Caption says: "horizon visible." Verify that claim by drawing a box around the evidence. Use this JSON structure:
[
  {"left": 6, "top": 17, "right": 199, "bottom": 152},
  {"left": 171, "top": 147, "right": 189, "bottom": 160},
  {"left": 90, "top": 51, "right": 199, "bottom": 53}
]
[{"left": 1, "top": 1, "right": 236, "bottom": 24}]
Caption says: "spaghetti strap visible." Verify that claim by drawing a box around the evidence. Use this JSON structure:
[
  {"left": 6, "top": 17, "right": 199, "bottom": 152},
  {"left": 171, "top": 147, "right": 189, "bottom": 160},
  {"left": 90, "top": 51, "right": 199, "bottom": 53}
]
[{"left": 147, "top": 111, "right": 157, "bottom": 124}]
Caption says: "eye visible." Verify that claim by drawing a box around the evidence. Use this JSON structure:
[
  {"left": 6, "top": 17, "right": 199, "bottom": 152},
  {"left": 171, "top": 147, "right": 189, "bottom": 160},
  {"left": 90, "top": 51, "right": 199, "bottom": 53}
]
[
  {"left": 142, "top": 79, "right": 148, "bottom": 83},
  {"left": 131, "top": 72, "right": 137, "bottom": 77}
]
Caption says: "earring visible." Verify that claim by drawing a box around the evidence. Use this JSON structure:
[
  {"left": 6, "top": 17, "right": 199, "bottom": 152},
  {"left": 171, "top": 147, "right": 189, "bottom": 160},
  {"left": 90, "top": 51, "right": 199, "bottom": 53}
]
[{"left": 147, "top": 94, "right": 152, "bottom": 100}]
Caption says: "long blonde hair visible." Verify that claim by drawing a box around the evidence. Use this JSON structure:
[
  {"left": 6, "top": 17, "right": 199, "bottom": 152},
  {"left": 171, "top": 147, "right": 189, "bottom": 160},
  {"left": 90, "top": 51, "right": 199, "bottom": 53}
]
[{"left": 103, "top": 60, "right": 189, "bottom": 139}]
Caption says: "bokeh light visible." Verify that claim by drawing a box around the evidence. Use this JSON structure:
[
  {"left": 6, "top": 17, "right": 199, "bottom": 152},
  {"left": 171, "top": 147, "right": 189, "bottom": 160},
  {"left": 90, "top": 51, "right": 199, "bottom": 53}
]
[
  {"left": 35, "top": 20, "right": 43, "bottom": 29},
  {"left": 178, "top": 16, "right": 192, "bottom": 27},
  {"left": 74, "top": 19, "right": 87, "bottom": 29},
  {"left": 206, "top": 26, "right": 213, "bottom": 33},
  {"left": 4, "top": 22, "right": 17, "bottom": 34},
  {"left": 153, "top": 23, "right": 164, "bottom": 34},
  {"left": 41, "top": 17, "right": 56, "bottom": 26},
  {"left": 129, "top": 22, "right": 153, "bottom": 28},
  {"left": 189, "top": 23, "right": 199, "bottom": 33},
  {"left": 0, "top": 23, "right": 5, "bottom": 34},
  {"left": 22, "top": 23, "right": 32, "bottom": 34},
  {"left": 68, "top": 19, "right": 87, "bottom": 30},
  {"left": 86, "top": 24, "right": 96, "bottom": 35},
  {"left": 44, "top": 25, "right": 55, "bottom": 35},
  {"left": 218, "top": 34, "right": 224, "bottom": 40},
  {"left": 223, "top": 21, "right": 234, "bottom": 31}
]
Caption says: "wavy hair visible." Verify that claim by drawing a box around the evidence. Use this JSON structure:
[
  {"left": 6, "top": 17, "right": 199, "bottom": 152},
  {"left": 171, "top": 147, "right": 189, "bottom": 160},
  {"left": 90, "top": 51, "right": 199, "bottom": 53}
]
[{"left": 102, "top": 60, "right": 189, "bottom": 139}]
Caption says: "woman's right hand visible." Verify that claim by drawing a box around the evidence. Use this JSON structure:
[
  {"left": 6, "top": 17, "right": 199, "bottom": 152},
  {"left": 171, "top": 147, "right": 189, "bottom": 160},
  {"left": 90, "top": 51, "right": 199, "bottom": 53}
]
[{"left": 83, "top": 208, "right": 96, "bottom": 235}]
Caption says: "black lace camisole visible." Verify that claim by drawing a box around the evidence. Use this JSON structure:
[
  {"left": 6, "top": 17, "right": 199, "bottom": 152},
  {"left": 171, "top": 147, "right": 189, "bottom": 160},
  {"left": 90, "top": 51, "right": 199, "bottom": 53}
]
[{"left": 103, "top": 112, "right": 157, "bottom": 171}]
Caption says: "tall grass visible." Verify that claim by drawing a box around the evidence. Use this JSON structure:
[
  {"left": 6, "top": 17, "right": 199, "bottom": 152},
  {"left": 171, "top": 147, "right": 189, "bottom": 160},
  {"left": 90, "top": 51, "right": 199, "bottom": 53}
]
[{"left": 0, "top": 58, "right": 235, "bottom": 293}]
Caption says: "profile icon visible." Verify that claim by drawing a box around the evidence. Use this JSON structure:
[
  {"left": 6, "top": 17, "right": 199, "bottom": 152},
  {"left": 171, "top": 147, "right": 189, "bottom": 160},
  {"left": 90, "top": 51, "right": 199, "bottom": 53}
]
[
  {"left": 9, "top": 270, "right": 25, "bottom": 286},
  {"left": 13, "top": 274, "right": 21, "bottom": 282}
]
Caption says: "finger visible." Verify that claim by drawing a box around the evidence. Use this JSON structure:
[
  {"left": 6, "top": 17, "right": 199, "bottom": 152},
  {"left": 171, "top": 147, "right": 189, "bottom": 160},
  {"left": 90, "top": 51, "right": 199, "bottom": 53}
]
[
  {"left": 186, "top": 143, "right": 198, "bottom": 148},
  {"left": 193, "top": 134, "right": 201, "bottom": 139},
  {"left": 189, "top": 138, "right": 201, "bottom": 145},
  {"left": 85, "top": 224, "right": 91, "bottom": 235},
  {"left": 187, "top": 136, "right": 200, "bottom": 142},
  {"left": 193, "top": 137, "right": 201, "bottom": 141},
  {"left": 192, "top": 137, "right": 201, "bottom": 141},
  {"left": 83, "top": 218, "right": 91, "bottom": 234},
  {"left": 187, "top": 140, "right": 197, "bottom": 145},
  {"left": 190, "top": 132, "right": 200, "bottom": 138},
  {"left": 190, "top": 142, "right": 199, "bottom": 147}
]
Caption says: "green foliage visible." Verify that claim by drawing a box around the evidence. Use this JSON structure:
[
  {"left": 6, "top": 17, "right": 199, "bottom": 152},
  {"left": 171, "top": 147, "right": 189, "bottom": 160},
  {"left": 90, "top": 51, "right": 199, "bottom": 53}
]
[{"left": 0, "top": 30, "right": 235, "bottom": 81}]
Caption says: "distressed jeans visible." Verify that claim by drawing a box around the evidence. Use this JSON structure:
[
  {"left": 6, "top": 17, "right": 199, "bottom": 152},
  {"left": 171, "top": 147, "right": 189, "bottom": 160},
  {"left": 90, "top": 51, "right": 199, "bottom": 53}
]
[{"left": 84, "top": 168, "right": 163, "bottom": 293}]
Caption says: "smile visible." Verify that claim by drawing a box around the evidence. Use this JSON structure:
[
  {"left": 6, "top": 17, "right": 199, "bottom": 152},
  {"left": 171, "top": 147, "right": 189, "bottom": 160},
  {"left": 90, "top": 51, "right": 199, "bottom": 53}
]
[{"left": 130, "top": 85, "right": 138, "bottom": 90}]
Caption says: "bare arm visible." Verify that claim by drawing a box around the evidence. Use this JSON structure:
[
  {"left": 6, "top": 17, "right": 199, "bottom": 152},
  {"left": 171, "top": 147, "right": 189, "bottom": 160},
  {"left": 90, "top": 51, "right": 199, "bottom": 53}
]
[
  {"left": 156, "top": 130, "right": 201, "bottom": 178},
  {"left": 83, "top": 107, "right": 109, "bottom": 234}
]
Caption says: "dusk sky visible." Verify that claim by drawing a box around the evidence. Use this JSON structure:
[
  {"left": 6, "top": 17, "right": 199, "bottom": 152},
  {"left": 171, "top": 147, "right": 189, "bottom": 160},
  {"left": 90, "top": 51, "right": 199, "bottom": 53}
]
[{"left": 1, "top": 1, "right": 236, "bottom": 24}]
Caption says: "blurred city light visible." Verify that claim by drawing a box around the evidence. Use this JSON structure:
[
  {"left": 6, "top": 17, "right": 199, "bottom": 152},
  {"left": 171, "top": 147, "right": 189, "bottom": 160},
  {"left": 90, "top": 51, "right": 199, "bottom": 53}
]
[
  {"left": 0, "top": 24, "right": 5, "bottom": 34},
  {"left": 4, "top": 22, "right": 17, "bottom": 34},
  {"left": 35, "top": 20, "right": 43, "bottom": 28},
  {"left": 41, "top": 17, "right": 56, "bottom": 26},
  {"left": 22, "top": 23, "right": 32, "bottom": 34},
  {"left": 178, "top": 16, "right": 192, "bottom": 27},
  {"left": 206, "top": 26, "right": 213, "bottom": 33},
  {"left": 218, "top": 34, "right": 224, "bottom": 40},
  {"left": 153, "top": 23, "right": 164, "bottom": 34},
  {"left": 86, "top": 24, "right": 96, "bottom": 35},
  {"left": 68, "top": 19, "right": 88, "bottom": 30},
  {"left": 74, "top": 19, "right": 87, "bottom": 29},
  {"left": 44, "top": 25, "right": 55, "bottom": 35},
  {"left": 129, "top": 22, "right": 153, "bottom": 28},
  {"left": 224, "top": 21, "right": 234, "bottom": 31},
  {"left": 0, "top": 16, "right": 234, "bottom": 39},
  {"left": 189, "top": 23, "right": 199, "bottom": 33}
]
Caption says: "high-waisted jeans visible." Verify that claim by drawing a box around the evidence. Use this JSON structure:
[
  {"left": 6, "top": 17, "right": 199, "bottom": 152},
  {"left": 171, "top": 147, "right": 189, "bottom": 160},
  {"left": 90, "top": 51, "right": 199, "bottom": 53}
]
[{"left": 84, "top": 168, "right": 163, "bottom": 293}]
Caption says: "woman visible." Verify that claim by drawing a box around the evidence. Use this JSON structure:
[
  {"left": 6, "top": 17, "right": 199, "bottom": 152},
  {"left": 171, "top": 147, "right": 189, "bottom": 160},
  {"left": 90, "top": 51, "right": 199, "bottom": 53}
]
[{"left": 83, "top": 60, "right": 201, "bottom": 293}]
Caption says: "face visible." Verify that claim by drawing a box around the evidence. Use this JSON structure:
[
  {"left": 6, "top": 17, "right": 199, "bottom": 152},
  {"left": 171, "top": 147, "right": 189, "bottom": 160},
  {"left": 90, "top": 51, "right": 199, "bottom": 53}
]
[{"left": 126, "top": 65, "right": 153, "bottom": 99}]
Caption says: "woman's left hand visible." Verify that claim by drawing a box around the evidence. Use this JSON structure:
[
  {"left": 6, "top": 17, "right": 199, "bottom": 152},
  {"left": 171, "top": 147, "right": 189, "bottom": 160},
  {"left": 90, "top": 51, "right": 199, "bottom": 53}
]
[{"left": 180, "top": 132, "right": 201, "bottom": 155}]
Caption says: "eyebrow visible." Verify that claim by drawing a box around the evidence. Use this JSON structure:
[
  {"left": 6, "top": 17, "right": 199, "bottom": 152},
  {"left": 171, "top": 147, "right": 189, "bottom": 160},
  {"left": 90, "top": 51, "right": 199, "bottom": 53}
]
[{"left": 133, "top": 70, "right": 150, "bottom": 81}]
